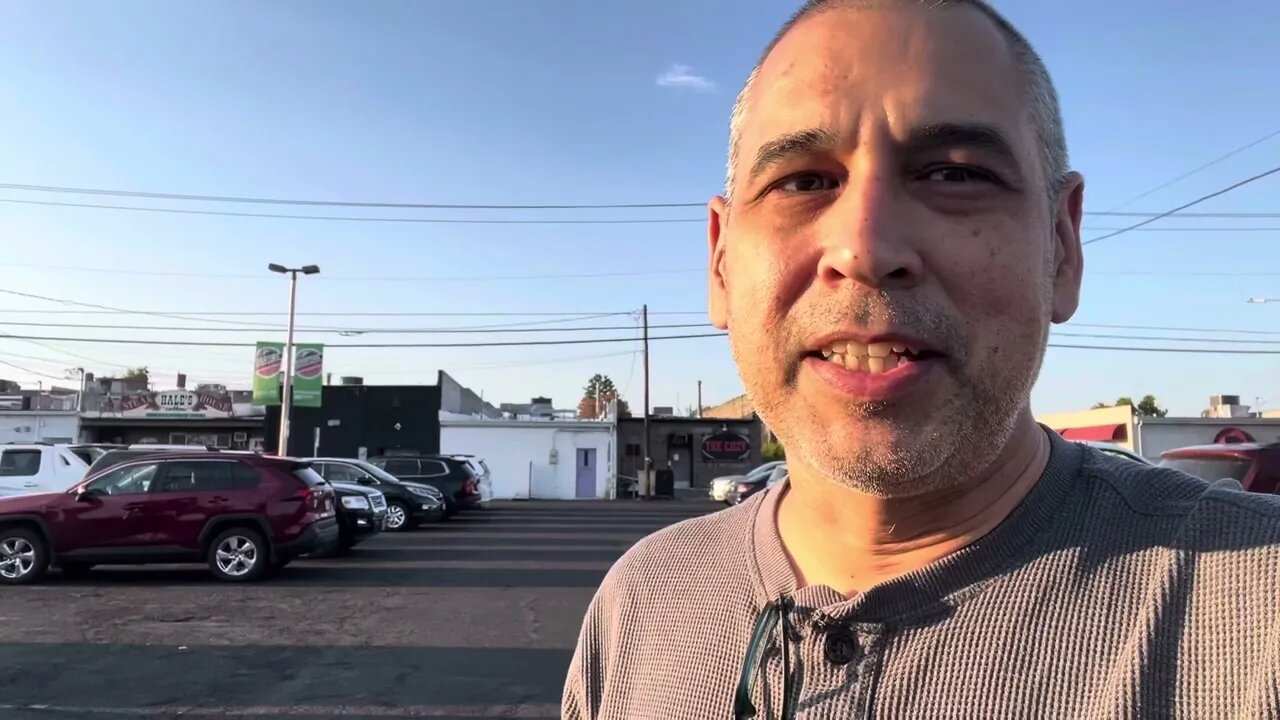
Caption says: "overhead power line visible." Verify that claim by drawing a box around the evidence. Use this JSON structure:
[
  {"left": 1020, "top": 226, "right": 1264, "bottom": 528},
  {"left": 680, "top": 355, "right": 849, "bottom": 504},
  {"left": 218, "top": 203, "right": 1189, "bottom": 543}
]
[
  {"left": 0, "top": 198, "right": 701, "bottom": 225},
  {"left": 0, "top": 306, "right": 699, "bottom": 318},
  {"left": 6, "top": 196, "right": 1280, "bottom": 228},
  {"left": 0, "top": 320, "right": 709, "bottom": 335},
  {"left": 3, "top": 180, "right": 1278, "bottom": 219},
  {"left": 2, "top": 331, "right": 1280, "bottom": 355},
  {"left": 0, "top": 356, "right": 66, "bottom": 380},
  {"left": 1104, "top": 127, "right": 1280, "bottom": 211},
  {"left": 0, "top": 332, "right": 717, "bottom": 349},
  {"left": 0, "top": 262, "right": 705, "bottom": 282},
  {"left": 1084, "top": 165, "right": 1280, "bottom": 246}
]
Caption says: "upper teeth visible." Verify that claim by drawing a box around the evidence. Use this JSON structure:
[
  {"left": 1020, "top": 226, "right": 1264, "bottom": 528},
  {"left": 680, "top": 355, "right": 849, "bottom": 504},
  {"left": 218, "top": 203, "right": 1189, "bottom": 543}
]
[
  {"left": 821, "top": 341, "right": 909, "bottom": 359},
  {"left": 820, "top": 342, "right": 914, "bottom": 374}
]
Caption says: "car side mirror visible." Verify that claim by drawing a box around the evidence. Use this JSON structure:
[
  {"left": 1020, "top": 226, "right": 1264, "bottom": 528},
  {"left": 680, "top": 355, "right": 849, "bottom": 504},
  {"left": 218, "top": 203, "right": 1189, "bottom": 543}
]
[{"left": 76, "top": 487, "right": 103, "bottom": 502}]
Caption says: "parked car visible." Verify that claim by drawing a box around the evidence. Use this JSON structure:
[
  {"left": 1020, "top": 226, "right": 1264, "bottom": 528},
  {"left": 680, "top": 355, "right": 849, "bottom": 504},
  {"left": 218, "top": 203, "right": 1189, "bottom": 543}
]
[
  {"left": 426, "top": 454, "right": 493, "bottom": 505},
  {"left": 323, "top": 477, "right": 387, "bottom": 554},
  {"left": 0, "top": 451, "right": 338, "bottom": 584},
  {"left": 730, "top": 463, "right": 788, "bottom": 505},
  {"left": 367, "top": 455, "right": 481, "bottom": 515},
  {"left": 1081, "top": 441, "right": 1151, "bottom": 465},
  {"left": 1158, "top": 443, "right": 1280, "bottom": 494},
  {"left": 0, "top": 444, "right": 90, "bottom": 497},
  {"left": 710, "top": 461, "right": 783, "bottom": 504},
  {"left": 66, "top": 443, "right": 128, "bottom": 466},
  {"left": 311, "top": 458, "right": 446, "bottom": 530}
]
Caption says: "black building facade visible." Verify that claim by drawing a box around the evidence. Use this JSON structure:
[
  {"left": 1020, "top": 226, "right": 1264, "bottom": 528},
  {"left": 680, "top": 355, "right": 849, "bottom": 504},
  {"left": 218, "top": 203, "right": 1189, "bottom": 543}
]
[
  {"left": 616, "top": 416, "right": 763, "bottom": 489},
  {"left": 264, "top": 384, "right": 441, "bottom": 459}
]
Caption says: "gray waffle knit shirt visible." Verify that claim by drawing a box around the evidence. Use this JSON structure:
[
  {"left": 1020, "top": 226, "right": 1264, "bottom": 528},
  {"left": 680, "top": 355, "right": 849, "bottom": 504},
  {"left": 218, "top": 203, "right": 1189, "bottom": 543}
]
[{"left": 563, "top": 433, "right": 1280, "bottom": 718}]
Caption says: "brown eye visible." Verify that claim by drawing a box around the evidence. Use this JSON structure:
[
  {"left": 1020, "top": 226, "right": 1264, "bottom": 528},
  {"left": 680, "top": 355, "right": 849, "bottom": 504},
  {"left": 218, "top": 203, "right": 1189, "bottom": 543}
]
[
  {"left": 922, "top": 166, "right": 993, "bottom": 183},
  {"left": 776, "top": 173, "right": 838, "bottom": 193}
]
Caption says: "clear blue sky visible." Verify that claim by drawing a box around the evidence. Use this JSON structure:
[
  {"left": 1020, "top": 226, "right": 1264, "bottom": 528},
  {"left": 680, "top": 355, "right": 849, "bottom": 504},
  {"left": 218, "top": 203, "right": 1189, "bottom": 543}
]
[{"left": 0, "top": 0, "right": 1278, "bottom": 417}]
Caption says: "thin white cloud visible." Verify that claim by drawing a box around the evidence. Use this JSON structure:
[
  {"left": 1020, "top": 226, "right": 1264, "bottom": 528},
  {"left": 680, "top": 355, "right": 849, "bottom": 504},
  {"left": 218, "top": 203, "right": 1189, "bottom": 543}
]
[{"left": 656, "top": 64, "right": 715, "bottom": 92}]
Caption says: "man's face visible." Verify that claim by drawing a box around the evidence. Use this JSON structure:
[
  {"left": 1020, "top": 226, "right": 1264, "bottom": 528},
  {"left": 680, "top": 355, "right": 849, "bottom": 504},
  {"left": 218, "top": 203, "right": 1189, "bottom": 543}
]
[{"left": 708, "top": 5, "right": 1084, "bottom": 497}]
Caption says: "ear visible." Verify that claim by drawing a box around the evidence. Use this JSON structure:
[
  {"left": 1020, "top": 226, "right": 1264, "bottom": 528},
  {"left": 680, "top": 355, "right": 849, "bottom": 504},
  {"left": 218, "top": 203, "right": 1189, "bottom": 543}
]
[
  {"left": 1050, "top": 173, "right": 1085, "bottom": 324},
  {"left": 708, "top": 196, "right": 730, "bottom": 330}
]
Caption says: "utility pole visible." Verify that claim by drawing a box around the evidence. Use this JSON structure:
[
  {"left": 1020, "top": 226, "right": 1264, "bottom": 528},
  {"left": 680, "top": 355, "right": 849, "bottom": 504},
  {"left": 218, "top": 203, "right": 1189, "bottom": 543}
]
[
  {"left": 642, "top": 304, "right": 652, "bottom": 499},
  {"left": 697, "top": 380, "right": 703, "bottom": 418},
  {"left": 269, "top": 263, "right": 320, "bottom": 456},
  {"left": 278, "top": 273, "right": 298, "bottom": 457}
]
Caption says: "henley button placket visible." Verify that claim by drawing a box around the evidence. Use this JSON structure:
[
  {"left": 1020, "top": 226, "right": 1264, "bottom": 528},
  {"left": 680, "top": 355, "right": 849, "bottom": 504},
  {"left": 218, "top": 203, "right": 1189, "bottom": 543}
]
[{"left": 823, "top": 628, "right": 858, "bottom": 665}]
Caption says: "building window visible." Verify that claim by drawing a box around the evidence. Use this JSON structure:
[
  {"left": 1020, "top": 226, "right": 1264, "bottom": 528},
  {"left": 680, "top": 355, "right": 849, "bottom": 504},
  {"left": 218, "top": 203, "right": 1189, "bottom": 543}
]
[{"left": 624, "top": 443, "right": 641, "bottom": 457}]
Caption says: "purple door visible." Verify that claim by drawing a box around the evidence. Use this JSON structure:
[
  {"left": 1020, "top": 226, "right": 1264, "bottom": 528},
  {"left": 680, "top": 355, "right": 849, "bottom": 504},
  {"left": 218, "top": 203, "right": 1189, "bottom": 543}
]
[{"left": 575, "top": 449, "right": 597, "bottom": 499}]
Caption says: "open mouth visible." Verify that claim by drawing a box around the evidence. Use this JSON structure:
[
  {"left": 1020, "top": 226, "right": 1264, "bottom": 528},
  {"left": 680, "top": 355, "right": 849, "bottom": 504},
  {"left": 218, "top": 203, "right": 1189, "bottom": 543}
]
[{"left": 808, "top": 340, "right": 944, "bottom": 375}]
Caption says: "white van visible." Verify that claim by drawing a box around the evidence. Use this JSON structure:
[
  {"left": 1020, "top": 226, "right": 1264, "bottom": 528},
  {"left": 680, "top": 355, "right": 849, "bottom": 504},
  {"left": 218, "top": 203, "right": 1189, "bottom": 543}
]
[{"left": 0, "top": 444, "right": 91, "bottom": 497}]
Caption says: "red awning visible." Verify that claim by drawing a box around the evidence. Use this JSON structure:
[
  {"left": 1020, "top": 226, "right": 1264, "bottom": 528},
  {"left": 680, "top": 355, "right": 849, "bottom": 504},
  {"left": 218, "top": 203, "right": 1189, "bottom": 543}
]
[{"left": 1057, "top": 424, "right": 1127, "bottom": 442}]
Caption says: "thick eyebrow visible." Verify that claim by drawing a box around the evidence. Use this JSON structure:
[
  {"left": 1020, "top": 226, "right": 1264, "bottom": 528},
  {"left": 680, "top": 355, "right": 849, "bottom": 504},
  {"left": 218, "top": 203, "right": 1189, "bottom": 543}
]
[
  {"left": 904, "top": 123, "right": 1021, "bottom": 168},
  {"left": 747, "top": 127, "right": 839, "bottom": 182}
]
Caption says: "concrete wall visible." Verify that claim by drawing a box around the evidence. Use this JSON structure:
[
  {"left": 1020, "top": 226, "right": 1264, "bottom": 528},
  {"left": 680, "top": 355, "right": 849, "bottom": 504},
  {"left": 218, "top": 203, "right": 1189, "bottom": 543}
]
[
  {"left": 437, "top": 372, "right": 500, "bottom": 419},
  {"left": 0, "top": 412, "right": 80, "bottom": 444},
  {"left": 440, "top": 421, "right": 614, "bottom": 500}
]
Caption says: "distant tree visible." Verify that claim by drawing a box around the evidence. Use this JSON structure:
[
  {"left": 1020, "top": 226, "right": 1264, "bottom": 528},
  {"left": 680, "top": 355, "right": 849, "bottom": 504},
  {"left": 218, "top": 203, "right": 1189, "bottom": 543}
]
[
  {"left": 1137, "top": 394, "right": 1168, "bottom": 417},
  {"left": 578, "top": 374, "right": 630, "bottom": 419},
  {"left": 124, "top": 366, "right": 149, "bottom": 380},
  {"left": 1091, "top": 395, "right": 1166, "bottom": 417},
  {"left": 762, "top": 440, "right": 786, "bottom": 462}
]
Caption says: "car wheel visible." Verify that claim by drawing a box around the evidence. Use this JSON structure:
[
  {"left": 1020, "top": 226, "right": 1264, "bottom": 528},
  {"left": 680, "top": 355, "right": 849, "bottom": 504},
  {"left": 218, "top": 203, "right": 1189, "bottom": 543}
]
[
  {"left": 385, "top": 501, "right": 410, "bottom": 532},
  {"left": 208, "top": 527, "right": 268, "bottom": 582},
  {"left": 60, "top": 562, "right": 95, "bottom": 578},
  {"left": 0, "top": 528, "right": 49, "bottom": 585}
]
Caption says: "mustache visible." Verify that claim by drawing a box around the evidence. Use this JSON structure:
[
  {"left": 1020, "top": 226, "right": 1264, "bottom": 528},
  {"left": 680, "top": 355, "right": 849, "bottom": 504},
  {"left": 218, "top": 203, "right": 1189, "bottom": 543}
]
[{"left": 788, "top": 291, "right": 968, "bottom": 358}]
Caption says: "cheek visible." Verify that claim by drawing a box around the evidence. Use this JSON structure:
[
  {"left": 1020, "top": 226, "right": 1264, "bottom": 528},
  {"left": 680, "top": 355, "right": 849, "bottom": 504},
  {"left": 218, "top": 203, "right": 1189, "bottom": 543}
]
[{"left": 933, "top": 225, "right": 1051, "bottom": 343}]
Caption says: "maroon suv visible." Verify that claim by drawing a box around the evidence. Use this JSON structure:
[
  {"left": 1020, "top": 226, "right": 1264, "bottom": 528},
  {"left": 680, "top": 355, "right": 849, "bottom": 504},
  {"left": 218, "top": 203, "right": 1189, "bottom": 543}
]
[
  {"left": 1158, "top": 443, "right": 1280, "bottom": 494},
  {"left": 0, "top": 452, "right": 338, "bottom": 584}
]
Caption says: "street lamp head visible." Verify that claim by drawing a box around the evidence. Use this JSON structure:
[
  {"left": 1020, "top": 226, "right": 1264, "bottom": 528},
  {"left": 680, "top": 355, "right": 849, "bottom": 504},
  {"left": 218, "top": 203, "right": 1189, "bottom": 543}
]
[
  {"left": 268, "top": 263, "right": 288, "bottom": 274},
  {"left": 301, "top": 265, "right": 321, "bottom": 275}
]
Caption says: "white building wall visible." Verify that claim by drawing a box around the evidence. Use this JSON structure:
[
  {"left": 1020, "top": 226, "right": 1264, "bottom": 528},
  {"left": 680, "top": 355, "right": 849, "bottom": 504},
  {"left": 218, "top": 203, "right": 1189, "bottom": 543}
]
[
  {"left": 440, "top": 421, "right": 615, "bottom": 500},
  {"left": 0, "top": 412, "right": 80, "bottom": 444}
]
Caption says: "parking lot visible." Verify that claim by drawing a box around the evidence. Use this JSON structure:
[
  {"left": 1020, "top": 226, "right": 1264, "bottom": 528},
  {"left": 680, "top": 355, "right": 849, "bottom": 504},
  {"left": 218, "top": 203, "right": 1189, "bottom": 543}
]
[{"left": 0, "top": 500, "right": 712, "bottom": 719}]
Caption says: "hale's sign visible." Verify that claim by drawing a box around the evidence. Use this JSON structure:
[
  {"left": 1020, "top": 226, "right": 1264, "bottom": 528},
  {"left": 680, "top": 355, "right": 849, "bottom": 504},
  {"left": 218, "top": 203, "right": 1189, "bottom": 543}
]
[
  {"left": 119, "top": 390, "right": 234, "bottom": 419},
  {"left": 701, "top": 431, "right": 751, "bottom": 462}
]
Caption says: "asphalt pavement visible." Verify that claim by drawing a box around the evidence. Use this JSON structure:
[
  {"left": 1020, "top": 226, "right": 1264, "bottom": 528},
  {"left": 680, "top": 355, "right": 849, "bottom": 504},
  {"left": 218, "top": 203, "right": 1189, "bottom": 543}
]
[{"left": 0, "top": 499, "right": 715, "bottom": 719}]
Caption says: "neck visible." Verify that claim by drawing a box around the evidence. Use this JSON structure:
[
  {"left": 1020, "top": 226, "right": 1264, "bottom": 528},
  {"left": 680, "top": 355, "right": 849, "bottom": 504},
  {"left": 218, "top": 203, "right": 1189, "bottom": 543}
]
[{"left": 776, "top": 411, "right": 1050, "bottom": 596}]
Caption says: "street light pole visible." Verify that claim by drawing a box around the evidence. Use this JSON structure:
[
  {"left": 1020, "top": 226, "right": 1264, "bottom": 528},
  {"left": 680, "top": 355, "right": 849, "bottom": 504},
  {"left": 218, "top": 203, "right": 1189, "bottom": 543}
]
[{"left": 269, "top": 263, "right": 320, "bottom": 456}]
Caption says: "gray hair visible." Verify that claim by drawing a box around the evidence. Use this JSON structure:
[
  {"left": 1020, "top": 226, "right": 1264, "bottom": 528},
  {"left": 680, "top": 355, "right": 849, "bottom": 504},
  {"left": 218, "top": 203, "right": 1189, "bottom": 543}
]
[{"left": 725, "top": 0, "right": 1068, "bottom": 205}]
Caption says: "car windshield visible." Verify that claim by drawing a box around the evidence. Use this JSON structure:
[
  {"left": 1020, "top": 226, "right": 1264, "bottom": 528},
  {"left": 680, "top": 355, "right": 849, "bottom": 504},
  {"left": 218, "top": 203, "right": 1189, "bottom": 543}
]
[{"left": 1158, "top": 457, "right": 1253, "bottom": 482}]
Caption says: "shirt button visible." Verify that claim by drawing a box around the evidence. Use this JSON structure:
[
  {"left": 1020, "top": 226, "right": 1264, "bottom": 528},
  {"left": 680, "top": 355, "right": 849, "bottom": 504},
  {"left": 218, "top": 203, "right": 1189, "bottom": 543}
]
[{"left": 824, "top": 629, "right": 858, "bottom": 665}]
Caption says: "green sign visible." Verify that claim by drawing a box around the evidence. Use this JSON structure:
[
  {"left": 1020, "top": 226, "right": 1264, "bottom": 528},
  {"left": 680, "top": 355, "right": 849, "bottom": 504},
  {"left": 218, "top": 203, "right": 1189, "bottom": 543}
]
[
  {"left": 292, "top": 343, "right": 324, "bottom": 407},
  {"left": 252, "top": 342, "right": 284, "bottom": 406},
  {"left": 252, "top": 341, "right": 324, "bottom": 407}
]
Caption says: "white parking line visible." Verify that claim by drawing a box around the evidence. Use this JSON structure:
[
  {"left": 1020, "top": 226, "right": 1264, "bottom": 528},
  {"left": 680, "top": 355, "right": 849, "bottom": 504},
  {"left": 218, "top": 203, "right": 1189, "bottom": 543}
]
[{"left": 0, "top": 704, "right": 560, "bottom": 717}]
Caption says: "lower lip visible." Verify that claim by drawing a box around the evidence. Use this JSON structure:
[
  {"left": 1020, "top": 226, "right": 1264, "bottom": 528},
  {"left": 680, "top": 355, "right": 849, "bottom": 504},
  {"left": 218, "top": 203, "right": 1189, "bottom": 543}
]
[{"left": 803, "top": 355, "right": 937, "bottom": 402}]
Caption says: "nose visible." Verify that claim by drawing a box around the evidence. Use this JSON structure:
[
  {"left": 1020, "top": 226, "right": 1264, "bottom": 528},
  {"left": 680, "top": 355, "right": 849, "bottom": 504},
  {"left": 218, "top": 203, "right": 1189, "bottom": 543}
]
[{"left": 816, "top": 166, "right": 924, "bottom": 290}]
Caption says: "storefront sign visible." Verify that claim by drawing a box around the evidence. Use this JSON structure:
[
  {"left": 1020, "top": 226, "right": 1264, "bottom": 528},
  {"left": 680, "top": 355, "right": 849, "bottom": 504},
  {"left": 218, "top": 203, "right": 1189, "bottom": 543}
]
[
  {"left": 701, "top": 430, "right": 751, "bottom": 462},
  {"left": 119, "top": 389, "right": 234, "bottom": 419}
]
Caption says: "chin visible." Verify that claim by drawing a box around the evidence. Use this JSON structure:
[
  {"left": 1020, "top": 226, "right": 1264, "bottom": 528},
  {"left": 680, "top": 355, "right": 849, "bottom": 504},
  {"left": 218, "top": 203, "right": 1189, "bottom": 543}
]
[{"left": 788, "top": 414, "right": 965, "bottom": 498}]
